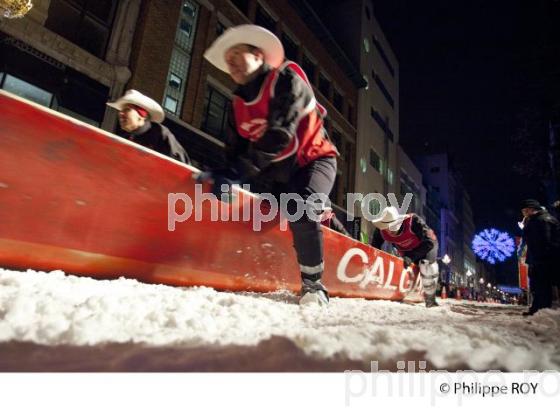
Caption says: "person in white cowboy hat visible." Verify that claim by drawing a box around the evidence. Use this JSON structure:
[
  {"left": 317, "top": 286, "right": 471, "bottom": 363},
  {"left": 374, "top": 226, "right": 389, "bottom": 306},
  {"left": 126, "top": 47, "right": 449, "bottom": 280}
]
[
  {"left": 201, "top": 24, "right": 339, "bottom": 306},
  {"left": 370, "top": 206, "right": 440, "bottom": 307},
  {"left": 107, "top": 89, "right": 189, "bottom": 163}
]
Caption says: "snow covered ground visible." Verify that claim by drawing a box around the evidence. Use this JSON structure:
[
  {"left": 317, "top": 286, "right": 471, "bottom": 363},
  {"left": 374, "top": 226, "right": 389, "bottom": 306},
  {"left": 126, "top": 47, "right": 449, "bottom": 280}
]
[{"left": 1, "top": 268, "right": 559, "bottom": 371}]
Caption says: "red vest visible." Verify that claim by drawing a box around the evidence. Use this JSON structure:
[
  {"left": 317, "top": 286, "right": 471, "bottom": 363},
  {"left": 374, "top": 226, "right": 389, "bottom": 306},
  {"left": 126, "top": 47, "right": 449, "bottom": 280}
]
[
  {"left": 232, "top": 61, "right": 338, "bottom": 167},
  {"left": 380, "top": 215, "right": 422, "bottom": 255}
]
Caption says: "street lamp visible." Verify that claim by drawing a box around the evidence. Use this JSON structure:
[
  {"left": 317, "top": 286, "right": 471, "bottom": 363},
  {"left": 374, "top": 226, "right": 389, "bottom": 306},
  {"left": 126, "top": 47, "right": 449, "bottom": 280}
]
[
  {"left": 0, "top": 0, "right": 33, "bottom": 18},
  {"left": 442, "top": 254, "right": 451, "bottom": 265}
]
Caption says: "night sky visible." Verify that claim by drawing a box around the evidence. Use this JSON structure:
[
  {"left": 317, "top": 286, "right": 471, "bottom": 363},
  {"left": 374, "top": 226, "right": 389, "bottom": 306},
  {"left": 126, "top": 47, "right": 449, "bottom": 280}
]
[
  {"left": 373, "top": 0, "right": 560, "bottom": 229},
  {"left": 371, "top": 0, "right": 560, "bottom": 283}
]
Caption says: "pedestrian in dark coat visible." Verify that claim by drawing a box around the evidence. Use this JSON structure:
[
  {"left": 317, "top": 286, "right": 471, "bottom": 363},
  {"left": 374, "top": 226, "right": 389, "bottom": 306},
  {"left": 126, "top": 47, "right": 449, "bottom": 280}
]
[{"left": 520, "top": 198, "right": 560, "bottom": 315}]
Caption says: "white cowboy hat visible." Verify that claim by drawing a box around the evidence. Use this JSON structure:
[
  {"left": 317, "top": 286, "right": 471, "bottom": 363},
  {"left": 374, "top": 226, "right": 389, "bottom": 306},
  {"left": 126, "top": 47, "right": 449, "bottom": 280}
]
[
  {"left": 203, "top": 24, "right": 284, "bottom": 72},
  {"left": 106, "top": 89, "right": 165, "bottom": 123},
  {"left": 371, "top": 206, "right": 407, "bottom": 230}
]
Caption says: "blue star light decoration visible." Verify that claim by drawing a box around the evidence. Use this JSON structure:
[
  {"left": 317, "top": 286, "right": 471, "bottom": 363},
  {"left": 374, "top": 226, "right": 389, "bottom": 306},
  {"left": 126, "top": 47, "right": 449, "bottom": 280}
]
[{"left": 472, "top": 229, "right": 516, "bottom": 264}]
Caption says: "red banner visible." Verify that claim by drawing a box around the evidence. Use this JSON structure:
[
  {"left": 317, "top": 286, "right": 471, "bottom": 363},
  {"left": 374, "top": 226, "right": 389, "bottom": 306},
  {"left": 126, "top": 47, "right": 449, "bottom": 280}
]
[{"left": 516, "top": 236, "right": 529, "bottom": 290}]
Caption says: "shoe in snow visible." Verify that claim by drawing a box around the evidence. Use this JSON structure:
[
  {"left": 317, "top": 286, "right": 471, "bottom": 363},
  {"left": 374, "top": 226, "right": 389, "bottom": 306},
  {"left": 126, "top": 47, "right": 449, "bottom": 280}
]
[
  {"left": 424, "top": 295, "right": 439, "bottom": 308},
  {"left": 300, "top": 278, "right": 329, "bottom": 306}
]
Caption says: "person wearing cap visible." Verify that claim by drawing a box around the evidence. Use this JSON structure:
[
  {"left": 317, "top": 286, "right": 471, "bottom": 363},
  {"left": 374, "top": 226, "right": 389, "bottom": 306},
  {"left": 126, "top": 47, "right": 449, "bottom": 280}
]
[
  {"left": 520, "top": 198, "right": 560, "bottom": 315},
  {"left": 370, "top": 206, "right": 440, "bottom": 307},
  {"left": 107, "top": 89, "right": 189, "bottom": 163},
  {"left": 202, "top": 25, "right": 339, "bottom": 306}
]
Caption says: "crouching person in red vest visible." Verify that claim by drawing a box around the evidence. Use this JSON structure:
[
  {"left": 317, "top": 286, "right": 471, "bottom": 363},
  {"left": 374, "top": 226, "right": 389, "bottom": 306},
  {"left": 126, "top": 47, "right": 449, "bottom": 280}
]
[
  {"left": 370, "top": 207, "right": 440, "bottom": 307},
  {"left": 201, "top": 25, "right": 338, "bottom": 306}
]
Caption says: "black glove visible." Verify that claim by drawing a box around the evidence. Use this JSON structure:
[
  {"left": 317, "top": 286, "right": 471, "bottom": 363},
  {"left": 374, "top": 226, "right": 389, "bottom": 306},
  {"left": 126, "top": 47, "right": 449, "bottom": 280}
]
[
  {"left": 194, "top": 168, "right": 242, "bottom": 201},
  {"left": 233, "top": 156, "right": 261, "bottom": 180},
  {"left": 403, "top": 256, "right": 413, "bottom": 268}
]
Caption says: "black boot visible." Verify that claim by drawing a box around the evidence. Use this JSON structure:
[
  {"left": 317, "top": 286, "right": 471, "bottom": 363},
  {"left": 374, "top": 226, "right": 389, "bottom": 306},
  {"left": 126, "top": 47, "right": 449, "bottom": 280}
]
[
  {"left": 300, "top": 277, "right": 329, "bottom": 306},
  {"left": 425, "top": 294, "right": 439, "bottom": 308}
]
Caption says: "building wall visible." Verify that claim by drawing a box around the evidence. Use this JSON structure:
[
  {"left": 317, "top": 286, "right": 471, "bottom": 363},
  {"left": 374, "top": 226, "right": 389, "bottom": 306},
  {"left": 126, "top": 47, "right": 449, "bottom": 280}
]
[
  {"left": 0, "top": 0, "right": 141, "bottom": 128},
  {"left": 125, "top": 0, "right": 359, "bottom": 211},
  {"left": 416, "top": 153, "right": 479, "bottom": 283},
  {"left": 398, "top": 145, "right": 425, "bottom": 218},
  {"left": 303, "top": 0, "right": 403, "bottom": 241}
]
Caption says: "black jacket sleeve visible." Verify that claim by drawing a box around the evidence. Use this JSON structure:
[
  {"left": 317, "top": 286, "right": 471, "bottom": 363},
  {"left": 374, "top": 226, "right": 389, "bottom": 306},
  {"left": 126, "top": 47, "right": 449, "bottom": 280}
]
[{"left": 406, "top": 214, "right": 436, "bottom": 258}]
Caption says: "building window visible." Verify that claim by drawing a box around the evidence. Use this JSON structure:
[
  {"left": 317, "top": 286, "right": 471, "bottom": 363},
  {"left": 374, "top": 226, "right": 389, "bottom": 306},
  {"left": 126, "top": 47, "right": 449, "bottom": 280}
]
[
  {"left": 281, "top": 32, "right": 298, "bottom": 62},
  {"left": 163, "top": 1, "right": 199, "bottom": 116},
  {"left": 164, "top": 96, "right": 179, "bottom": 113},
  {"left": 369, "top": 149, "right": 383, "bottom": 174},
  {"left": 318, "top": 73, "right": 331, "bottom": 98},
  {"left": 370, "top": 107, "right": 394, "bottom": 141},
  {"left": 216, "top": 21, "right": 226, "bottom": 36},
  {"left": 333, "top": 89, "right": 343, "bottom": 113},
  {"left": 372, "top": 35, "right": 395, "bottom": 77},
  {"left": 45, "top": 0, "right": 118, "bottom": 58},
  {"left": 369, "top": 194, "right": 381, "bottom": 215},
  {"left": 372, "top": 70, "right": 394, "bottom": 108},
  {"left": 331, "top": 129, "right": 343, "bottom": 157},
  {"left": 168, "top": 73, "right": 182, "bottom": 90},
  {"left": 255, "top": 5, "right": 276, "bottom": 33},
  {"left": 430, "top": 166, "right": 440, "bottom": 173},
  {"left": 1, "top": 74, "right": 54, "bottom": 107},
  {"left": 301, "top": 54, "right": 316, "bottom": 83},
  {"left": 363, "top": 37, "right": 370, "bottom": 53},
  {"left": 347, "top": 104, "right": 354, "bottom": 126},
  {"left": 230, "top": 0, "right": 249, "bottom": 15},
  {"left": 365, "top": 5, "right": 371, "bottom": 20},
  {"left": 201, "top": 85, "right": 230, "bottom": 140},
  {"left": 387, "top": 168, "right": 394, "bottom": 185}
]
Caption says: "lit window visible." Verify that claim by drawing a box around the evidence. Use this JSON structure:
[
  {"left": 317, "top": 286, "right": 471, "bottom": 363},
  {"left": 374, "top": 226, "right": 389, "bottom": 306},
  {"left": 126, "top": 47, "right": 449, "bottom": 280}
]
[
  {"left": 163, "top": 1, "right": 199, "bottom": 115},
  {"left": 164, "top": 96, "right": 178, "bottom": 112},
  {"left": 2, "top": 74, "right": 53, "bottom": 107},
  {"left": 387, "top": 168, "right": 394, "bottom": 185},
  {"left": 363, "top": 38, "right": 370, "bottom": 53},
  {"left": 169, "top": 73, "right": 182, "bottom": 89},
  {"left": 369, "top": 197, "right": 381, "bottom": 216}
]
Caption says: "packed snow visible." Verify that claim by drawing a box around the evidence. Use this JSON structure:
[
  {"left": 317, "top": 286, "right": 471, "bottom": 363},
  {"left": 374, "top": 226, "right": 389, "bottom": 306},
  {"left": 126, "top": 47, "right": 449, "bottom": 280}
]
[{"left": 1, "top": 268, "right": 559, "bottom": 371}]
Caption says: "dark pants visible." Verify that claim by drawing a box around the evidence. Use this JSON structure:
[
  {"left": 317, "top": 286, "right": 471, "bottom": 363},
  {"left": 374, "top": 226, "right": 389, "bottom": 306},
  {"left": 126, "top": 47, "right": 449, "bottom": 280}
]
[
  {"left": 529, "top": 263, "right": 554, "bottom": 312},
  {"left": 285, "top": 157, "right": 337, "bottom": 281}
]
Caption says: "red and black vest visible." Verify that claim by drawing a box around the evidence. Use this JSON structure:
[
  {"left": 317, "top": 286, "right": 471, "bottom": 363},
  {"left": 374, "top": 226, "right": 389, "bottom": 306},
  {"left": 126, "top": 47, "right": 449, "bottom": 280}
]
[
  {"left": 380, "top": 215, "right": 423, "bottom": 255},
  {"left": 232, "top": 61, "right": 338, "bottom": 167}
]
